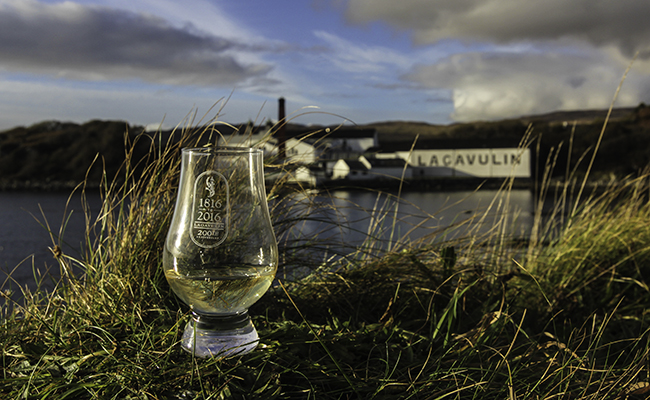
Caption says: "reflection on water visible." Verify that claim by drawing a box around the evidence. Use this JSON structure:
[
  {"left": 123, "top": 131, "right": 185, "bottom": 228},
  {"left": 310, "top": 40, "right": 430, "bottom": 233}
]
[
  {"left": 295, "top": 189, "right": 534, "bottom": 249},
  {"left": 0, "top": 188, "right": 534, "bottom": 292}
]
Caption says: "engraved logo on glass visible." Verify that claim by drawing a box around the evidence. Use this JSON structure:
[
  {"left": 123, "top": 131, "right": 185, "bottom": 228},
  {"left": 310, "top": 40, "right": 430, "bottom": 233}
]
[{"left": 190, "top": 170, "right": 229, "bottom": 248}]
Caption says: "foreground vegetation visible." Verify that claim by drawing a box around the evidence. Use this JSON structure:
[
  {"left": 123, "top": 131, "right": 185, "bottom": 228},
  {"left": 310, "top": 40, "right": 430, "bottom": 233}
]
[{"left": 3, "top": 112, "right": 650, "bottom": 399}]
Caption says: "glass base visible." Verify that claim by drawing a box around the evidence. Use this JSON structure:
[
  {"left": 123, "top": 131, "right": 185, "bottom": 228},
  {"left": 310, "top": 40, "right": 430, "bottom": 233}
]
[{"left": 181, "top": 312, "right": 259, "bottom": 358}]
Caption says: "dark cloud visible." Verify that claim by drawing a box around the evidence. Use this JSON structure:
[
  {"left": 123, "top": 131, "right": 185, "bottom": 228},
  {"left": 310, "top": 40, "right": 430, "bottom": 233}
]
[
  {"left": 0, "top": 1, "right": 272, "bottom": 86},
  {"left": 344, "top": 0, "right": 650, "bottom": 58}
]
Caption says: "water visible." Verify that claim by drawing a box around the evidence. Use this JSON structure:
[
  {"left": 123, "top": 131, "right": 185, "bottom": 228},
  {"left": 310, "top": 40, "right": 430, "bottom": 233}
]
[
  {"left": 292, "top": 188, "right": 534, "bottom": 250},
  {"left": 0, "top": 191, "right": 102, "bottom": 294},
  {"left": 0, "top": 188, "right": 534, "bottom": 294}
]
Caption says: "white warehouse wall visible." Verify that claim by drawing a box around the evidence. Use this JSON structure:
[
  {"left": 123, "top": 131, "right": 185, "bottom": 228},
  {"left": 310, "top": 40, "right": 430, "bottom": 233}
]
[{"left": 395, "top": 148, "right": 531, "bottom": 178}]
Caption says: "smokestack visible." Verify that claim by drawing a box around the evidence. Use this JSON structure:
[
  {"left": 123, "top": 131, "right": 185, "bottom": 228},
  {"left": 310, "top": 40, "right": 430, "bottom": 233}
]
[{"left": 278, "top": 97, "right": 286, "bottom": 159}]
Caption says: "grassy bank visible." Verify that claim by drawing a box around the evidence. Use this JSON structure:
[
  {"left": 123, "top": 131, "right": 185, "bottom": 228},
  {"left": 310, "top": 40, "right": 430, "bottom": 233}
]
[{"left": 2, "top": 117, "right": 650, "bottom": 399}]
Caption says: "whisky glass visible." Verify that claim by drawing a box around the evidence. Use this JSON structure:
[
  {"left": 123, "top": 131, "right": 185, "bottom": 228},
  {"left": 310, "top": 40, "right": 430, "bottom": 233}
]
[{"left": 163, "top": 147, "right": 278, "bottom": 358}]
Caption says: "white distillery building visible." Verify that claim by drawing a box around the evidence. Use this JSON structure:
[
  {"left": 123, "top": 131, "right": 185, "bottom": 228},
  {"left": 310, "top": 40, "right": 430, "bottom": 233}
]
[
  {"left": 363, "top": 156, "right": 412, "bottom": 181},
  {"left": 330, "top": 158, "right": 370, "bottom": 180},
  {"left": 220, "top": 124, "right": 378, "bottom": 165},
  {"left": 378, "top": 148, "right": 531, "bottom": 179},
  {"left": 326, "top": 156, "right": 412, "bottom": 182}
]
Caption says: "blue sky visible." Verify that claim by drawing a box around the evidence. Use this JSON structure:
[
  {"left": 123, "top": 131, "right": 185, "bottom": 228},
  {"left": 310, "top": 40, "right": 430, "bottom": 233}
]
[{"left": 1, "top": 0, "right": 650, "bottom": 131}]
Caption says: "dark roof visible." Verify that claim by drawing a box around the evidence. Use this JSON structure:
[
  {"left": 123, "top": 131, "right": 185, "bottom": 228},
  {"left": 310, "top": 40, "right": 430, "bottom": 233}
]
[
  {"left": 341, "top": 160, "right": 369, "bottom": 170},
  {"left": 379, "top": 138, "right": 524, "bottom": 151},
  {"left": 366, "top": 158, "right": 408, "bottom": 168},
  {"left": 284, "top": 124, "right": 376, "bottom": 140}
]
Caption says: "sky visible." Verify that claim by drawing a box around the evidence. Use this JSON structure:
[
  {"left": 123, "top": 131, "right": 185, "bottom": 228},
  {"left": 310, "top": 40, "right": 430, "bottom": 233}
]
[{"left": 1, "top": 0, "right": 650, "bottom": 131}]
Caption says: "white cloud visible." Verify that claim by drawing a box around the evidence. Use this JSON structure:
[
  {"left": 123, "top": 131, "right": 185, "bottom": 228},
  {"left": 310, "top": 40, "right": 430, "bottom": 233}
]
[
  {"left": 405, "top": 51, "right": 646, "bottom": 121},
  {"left": 0, "top": 78, "right": 274, "bottom": 131},
  {"left": 313, "top": 30, "right": 412, "bottom": 73}
]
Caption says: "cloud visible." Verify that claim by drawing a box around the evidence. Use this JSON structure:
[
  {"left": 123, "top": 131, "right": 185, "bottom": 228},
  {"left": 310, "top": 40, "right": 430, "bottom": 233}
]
[
  {"left": 0, "top": 78, "right": 279, "bottom": 131},
  {"left": 404, "top": 51, "right": 646, "bottom": 121},
  {"left": 0, "top": 0, "right": 273, "bottom": 86},
  {"left": 344, "top": 0, "right": 650, "bottom": 58},
  {"left": 313, "top": 30, "right": 412, "bottom": 74}
]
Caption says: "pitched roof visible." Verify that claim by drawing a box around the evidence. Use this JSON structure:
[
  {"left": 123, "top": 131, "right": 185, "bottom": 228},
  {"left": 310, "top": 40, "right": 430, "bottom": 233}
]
[{"left": 340, "top": 159, "right": 369, "bottom": 170}]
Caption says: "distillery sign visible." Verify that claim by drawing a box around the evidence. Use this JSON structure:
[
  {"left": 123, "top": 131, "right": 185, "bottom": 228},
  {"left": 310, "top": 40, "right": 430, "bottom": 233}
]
[{"left": 395, "top": 148, "right": 531, "bottom": 178}]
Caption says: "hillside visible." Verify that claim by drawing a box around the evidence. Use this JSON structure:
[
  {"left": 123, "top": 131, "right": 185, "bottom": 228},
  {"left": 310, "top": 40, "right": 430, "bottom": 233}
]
[
  {"left": 0, "top": 120, "right": 146, "bottom": 190},
  {"left": 365, "top": 107, "right": 638, "bottom": 146},
  {"left": 1, "top": 105, "right": 650, "bottom": 190}
]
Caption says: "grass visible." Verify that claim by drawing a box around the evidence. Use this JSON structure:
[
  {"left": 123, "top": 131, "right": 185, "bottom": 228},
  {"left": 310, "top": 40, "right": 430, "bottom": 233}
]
[{"left": 3, "top": 104, "right": 650, "bottom": 399}]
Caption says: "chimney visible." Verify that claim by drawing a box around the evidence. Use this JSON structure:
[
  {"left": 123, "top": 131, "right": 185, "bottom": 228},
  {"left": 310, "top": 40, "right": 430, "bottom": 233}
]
[{"left": 278, "top": 97, "right": 286, "bottom": 159}]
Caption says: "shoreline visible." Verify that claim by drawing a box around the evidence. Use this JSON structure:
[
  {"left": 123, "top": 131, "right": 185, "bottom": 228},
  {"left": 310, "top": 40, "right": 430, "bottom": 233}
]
[
  {"left": 0, "top": 177, "right": 534, "bottom": 194},
  {"left": 0, "top": 179, "right": 105, "bottom": 192},
  {"left": 315, "top": 177, "right": 533, "bottom": 192},
  {"left": 0, "top": 174, "right": 630, "bottom": 196}
]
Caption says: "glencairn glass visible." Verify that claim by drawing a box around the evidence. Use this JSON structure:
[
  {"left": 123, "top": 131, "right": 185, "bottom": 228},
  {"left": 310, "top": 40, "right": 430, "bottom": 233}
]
[{"left": 163, "top": 147, "right": 278, "bottom": 357}]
